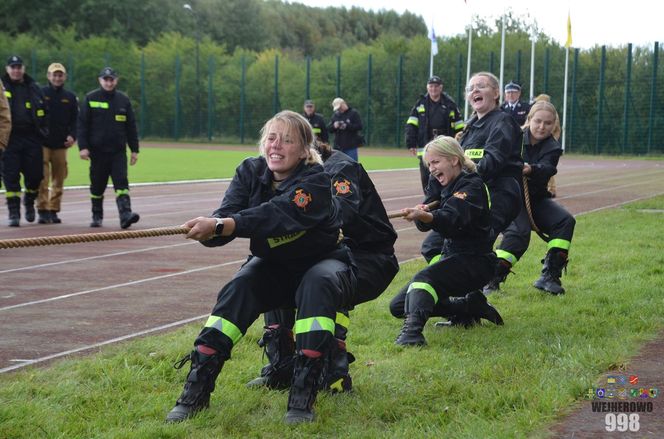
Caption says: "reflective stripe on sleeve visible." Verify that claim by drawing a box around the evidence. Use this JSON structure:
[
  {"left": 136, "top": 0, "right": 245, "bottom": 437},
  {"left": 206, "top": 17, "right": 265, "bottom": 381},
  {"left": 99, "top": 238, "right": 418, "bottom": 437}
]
[{"left": 294, "top": 316, "right": 335, "bottom": 335}]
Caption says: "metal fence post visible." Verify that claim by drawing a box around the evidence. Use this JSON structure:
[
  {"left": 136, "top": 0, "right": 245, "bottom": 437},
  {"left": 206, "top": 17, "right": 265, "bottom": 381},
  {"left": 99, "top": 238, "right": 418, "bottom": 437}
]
[
  {"left": 456, "top": 53, "right": 463, "bottom": 106},
  {"left": 240, "top": 56, "right": 246, "bottom": 144},
  {"left": 516, "top": 49, "right": 522, "bottom": 84},
  {"left": 396, "top": 54, "right": 403, "bottom": 147},
  {"left": 366, "top": 54, "right": 372, "bottom": 146},
  {"left": 647, "top": 42, "right": 659, "bottom": 153},
  {"left": 139, "top": 51, "right": 146, "bottom": 139},
  {"left": 273, "top": 55, "right": 280, "bottom": 115},
  {"left": 305, "top": 56, "right": 311, "bottom": 100},
  {"left": 174, "top": 55, "right": 181, "bottom": 140},
  {"left": 596, "top": 46, "right": 607, "bottom": 154},
  {"left": 622, "top": 43, "right": 632, "bottom": 154},
  {"left": 336, "top": 55, "right": 341, "bottom": 97},
  {"left": 544, "top": 48, "right": 550, "bottom": 93},
  {"left": 569, "top": 48, "right": 579, "bottom": 152},
  {"left": 207, "top": 55, "right": 214, "bottom": 141}
]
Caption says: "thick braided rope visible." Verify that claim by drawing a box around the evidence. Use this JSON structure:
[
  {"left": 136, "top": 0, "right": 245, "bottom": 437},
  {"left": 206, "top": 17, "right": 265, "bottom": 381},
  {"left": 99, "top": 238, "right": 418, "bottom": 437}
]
[
  {"left": 521, "top": 175, "right": 552, "bottom": 244},
  {"left": 0, "top": 226, "right": 189, "bottom": 249},
  {"left": 387, "top": 200, "right": 440, "bottom": 219}
]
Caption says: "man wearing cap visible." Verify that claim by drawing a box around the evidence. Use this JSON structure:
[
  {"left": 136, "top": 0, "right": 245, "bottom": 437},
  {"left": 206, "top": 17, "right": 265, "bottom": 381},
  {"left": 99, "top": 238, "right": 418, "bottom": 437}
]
[
  {"left": 405, "top": 75, "right": 465, "bottom": 192},
  {"left": 78, "top": 67, "right": 140, "bottom": 229},
  {"left": 1, "top": 55, "right": 49, "bottom": 227},
  {"left": 37, "top": 63, "right": 78, "bottom": 224},
  {"left": 328, "top": 97, "right": 363, "bottom": 161},
  {"left": 302, "top": 100, "right": 328, "bottom": 143},
  {"left": 500, "top": 81, "right": 530, "bottom": 127}
]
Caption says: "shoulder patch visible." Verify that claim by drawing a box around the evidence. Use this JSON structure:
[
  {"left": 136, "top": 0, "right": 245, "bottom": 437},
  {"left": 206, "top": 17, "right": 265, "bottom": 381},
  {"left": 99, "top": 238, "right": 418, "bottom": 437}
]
[
  {"left": 292, "top": 189, "right": 312, "bottom": 209},
  {"left": 453, "top": 191, "right": 467, "bottom": 200},
  {"left": 333, "top": 179, "right": 352, "bottom": 195}
]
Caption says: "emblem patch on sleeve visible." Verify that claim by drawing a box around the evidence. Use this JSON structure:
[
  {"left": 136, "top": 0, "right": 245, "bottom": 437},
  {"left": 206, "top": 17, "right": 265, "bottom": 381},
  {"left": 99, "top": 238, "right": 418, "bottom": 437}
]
[
  {"left": 453, "top": 191, "right": 467, "bottom": 200},
  {"left": 333, "top": 179, "right": 352, "bottom": 195},
  {"left": 292, "top": 189, "right": 312, "bottom": 209}
]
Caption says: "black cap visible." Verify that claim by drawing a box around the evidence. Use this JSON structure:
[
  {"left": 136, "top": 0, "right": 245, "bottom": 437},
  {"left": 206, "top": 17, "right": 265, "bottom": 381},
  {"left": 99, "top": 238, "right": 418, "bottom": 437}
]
[
  {"left": 98, "top": 67, "right": 118, "bottom": 79},
  {"left": 427, "top": 75, "right": 442, "bottom": 85},
  {"left": 504, "top": 81, "right": 521, "bottom": 92},
  {"left": 6, "top": 55, "right": 23, "bottom": 67},
  {"left": 304, "top": 99, "right": 314, "bottom": 106}
]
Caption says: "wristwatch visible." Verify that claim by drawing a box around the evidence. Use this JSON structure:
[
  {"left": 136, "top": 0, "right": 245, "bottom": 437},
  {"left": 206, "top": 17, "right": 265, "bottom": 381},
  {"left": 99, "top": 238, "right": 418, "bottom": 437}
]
[{"left": 213, "top": 218, "right": 224, "bottom": 237}]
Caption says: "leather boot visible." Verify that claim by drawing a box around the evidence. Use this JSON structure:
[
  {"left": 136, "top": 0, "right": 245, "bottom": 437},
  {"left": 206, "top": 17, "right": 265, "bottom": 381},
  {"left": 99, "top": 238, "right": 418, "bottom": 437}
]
[
  {"left": 23, "top": 191, "right": 37, "bottom": 223},
  {"left": 116, "top": 194, "right": 140, "bottom": 229},
  {"left": 322, "top": 338, "right": 355, "bottom": 392},
  {"left": 482, "top": 259, "right": 512, "bottom": 295},
  {"left": 7, "top": 197, "right": 20, "bottom": 227},
  {"left": 90, "top": 197, "right": 103, "bottom": 228},
  {"left": 284, "top": 351, "right": 326, "bottom": 424},
  {"left": 166, "top": 347, "right": 226, "bottom": 423},
  {"left": 38, "top": 209, "right": 52, "bottom": 224},
  {"left": 395, "top": 289, "right": 435, "bottom": 346},
  {"left": 50, "top": 210, "right": 62, "bottom": 224},
  {"left": 246, "top": 324, "right": 295, "bottom": 390},
  {"left": 466, "top": 290, "right": 504, "bottom": 325},
  {"left": 434, "top": 296, "right": 480, "bottom": 328},
  {"left": 533, "top": 249, "right": 568, "bottom": 295}
]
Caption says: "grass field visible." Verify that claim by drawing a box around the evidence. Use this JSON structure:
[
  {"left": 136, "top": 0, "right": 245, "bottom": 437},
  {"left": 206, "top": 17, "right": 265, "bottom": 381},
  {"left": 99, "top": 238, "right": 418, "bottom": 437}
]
[
  {"left": 61, "top": 147, "right": 416, "bottom": 186},
  {"left": 1, "top": 195, "right": 663, "bottom": 438}
]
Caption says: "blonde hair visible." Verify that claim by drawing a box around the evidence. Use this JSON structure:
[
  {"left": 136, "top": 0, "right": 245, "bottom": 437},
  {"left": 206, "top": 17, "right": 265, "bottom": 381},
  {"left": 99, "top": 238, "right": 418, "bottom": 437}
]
[
  {"left": 534, "top": 93, "right": 551, "bottom": 103},
  {"left": 524, "top": 101, "right": 561, "bottom": 141},
  {"left": 468, "top": 71, "right": 500, "bottom": 106},
  {"left": 423, "top": 135, "right": 477, "bottom": 173},
  {"left": 259, "top": 110, "right": 322, "bottom": 165}
]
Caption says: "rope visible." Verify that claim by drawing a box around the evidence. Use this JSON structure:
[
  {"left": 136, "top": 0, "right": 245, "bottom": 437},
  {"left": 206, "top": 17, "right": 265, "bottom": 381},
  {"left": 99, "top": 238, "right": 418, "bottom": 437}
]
[
  {"left": 387, "top": 200, "right": 440, "bottom": 219},
  {"left": 0, "top": 226, "right": 190, "bottom": 249},
  {"left": 522, "top": 175, "right": 550, "bottom": 241}
]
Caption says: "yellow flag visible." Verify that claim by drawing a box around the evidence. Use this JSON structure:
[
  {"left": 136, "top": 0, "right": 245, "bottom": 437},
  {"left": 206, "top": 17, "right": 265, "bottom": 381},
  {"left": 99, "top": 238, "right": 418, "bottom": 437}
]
[{"left": 565, "top": 11, "right": 572, "bottom": 48}]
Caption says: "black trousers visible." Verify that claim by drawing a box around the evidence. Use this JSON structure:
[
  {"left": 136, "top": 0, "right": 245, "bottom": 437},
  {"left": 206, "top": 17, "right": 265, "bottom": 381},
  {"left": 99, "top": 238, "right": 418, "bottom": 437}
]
[
  {"left": 196, "top": 253, "right": 356, "bottom": 356},
  {"left": 2, "top": 132, "right": 43, "bottom": 193},
  {"left": 497, "top": 197, "right": 575, "bottom": 261},
  {"left": 89, "top": 150, "right": 129, "bottom": 197},
  {"left": 389, "top": 252, "right": 495, "bottom": 318}
]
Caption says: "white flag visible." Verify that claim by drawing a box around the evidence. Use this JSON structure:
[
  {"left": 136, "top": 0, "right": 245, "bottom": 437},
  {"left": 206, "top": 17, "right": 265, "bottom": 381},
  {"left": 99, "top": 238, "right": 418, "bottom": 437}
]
[{"left": 430, "top": 28, "right": 438, "bottom": 57}]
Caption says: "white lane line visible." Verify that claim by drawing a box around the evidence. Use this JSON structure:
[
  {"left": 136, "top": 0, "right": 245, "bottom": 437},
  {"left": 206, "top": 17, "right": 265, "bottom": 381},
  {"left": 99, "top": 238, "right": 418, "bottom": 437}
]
[
  {"left": 0, "top": 242, "right": 196, "bottom": 274},
  {"left": 0, "top": 259, "right": 246, "bottom": 312},
  {"left": 556, "top": 178, "right": 664, "bottom": 201},
  {"left": 0, "top": 314, "right": 208, "bottom": 374}
]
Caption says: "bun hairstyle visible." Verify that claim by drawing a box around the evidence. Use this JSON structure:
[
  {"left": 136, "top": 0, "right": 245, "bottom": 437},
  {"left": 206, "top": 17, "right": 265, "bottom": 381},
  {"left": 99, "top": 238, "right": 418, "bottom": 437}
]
[
  {"left": 423, "top": 135, "right": 477, "bottom": 173},
  {"left": 525, "top": 100, "right": 561, "bottom": 140},
  {"left": 259, "top": 110, "right": 322, "bottom": 165}
]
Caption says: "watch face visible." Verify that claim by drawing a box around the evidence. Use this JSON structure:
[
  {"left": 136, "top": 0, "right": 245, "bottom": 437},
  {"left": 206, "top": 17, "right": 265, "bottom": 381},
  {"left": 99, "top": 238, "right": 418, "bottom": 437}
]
[{"left": 215, "top": 219, "right": 224, "bottom": 236}]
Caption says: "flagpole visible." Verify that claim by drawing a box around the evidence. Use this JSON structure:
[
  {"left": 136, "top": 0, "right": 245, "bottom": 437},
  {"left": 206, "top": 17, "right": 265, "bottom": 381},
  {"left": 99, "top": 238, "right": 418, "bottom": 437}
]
[
  {"left": 530, "top": 35, "right": 536, "bottom": 101},
  {"left": 464, "top": 23, "right": 473, "bottom": 117},
  {"left": 499, "top": 14, "right": 506, "bottom": 102},
  {"left": 429, "top": 25, "right": 437, "bottom": 78}
]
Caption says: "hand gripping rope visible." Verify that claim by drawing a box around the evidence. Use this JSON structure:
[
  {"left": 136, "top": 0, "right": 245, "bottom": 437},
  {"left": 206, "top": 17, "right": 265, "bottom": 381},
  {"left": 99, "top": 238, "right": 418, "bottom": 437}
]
[{"left": 0, "top": 202, "right": 440, "bottom": 249}]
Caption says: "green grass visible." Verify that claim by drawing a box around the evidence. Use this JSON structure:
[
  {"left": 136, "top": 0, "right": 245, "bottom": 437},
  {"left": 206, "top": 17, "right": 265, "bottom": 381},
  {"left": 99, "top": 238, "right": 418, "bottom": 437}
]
[
  {"left": 62, "top": 146, "right": 416, "bottom": 186},
  {"left": 1, "top": 197, "right": 663, "bottom": 438}
]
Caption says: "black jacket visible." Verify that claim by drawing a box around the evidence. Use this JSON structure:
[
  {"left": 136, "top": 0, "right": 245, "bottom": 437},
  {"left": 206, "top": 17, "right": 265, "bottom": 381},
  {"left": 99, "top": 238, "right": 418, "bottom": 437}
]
[
  {"left": 1, "top": 72, "right": 48, "bottom": 139},
  {"left": 303, "top": 112, "right": 329, "bottom": 143},
  {"left": 418, "top": 171, "right": 493, "bottom": 255},
  {"left": 500, "top": 100, "right": 531, "bottom": 127},
  {"left": 460, "top": 108, "right": 523, "bottom": 183},
  {"left": 42, "top": 84, "right": 77, "bottom": 149},
  {"left": 77, "top": 88, "right": 139, "bottom": 153},
  {"left": 522, "top": 130, "right": 562, "bottom": 200},
  {"left": 324, "top": 150, "right": 397, "bottom": 254},
  {"left": 405, "top": 93, "right": 464, "bottom": 151},
  {"left": 203, "top": 157, "right": 343, "bottom": 267},
  {"left": 328, "top": 107, "right": 363, "bottom": 151}
]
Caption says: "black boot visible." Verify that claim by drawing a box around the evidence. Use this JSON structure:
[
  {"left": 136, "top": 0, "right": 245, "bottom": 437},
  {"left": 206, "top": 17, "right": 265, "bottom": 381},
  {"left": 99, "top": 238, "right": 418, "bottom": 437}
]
[
  {"left": 7, "top": 197, "right": 20, "bottom": 227},
  {"left": 284, "top": 351, "right": 326, "bottom": 424},
  {"left": 116, "top": 194, "right": 140, "bottom": 229},
  {"left": 246, "top": 324, "right": 295, "bottom": 390},
  {"left": 322, "top": 338, "right": 355, "bottom": 392},
  {"left": 166, "top": 348, "right": 226, "bottom": 423},
  {"left": 395, "top": 289, "right": 435, "bottom": 346},
  {"left": 38, "top": 209, "right": 52, "bottom": 224},
  {"left": 465, "top": 290, "right": 504, "bottom": 325},
  {"left": 50, "top": 210, "right": 61, "bottom": 224},
  {"left": 482, "top": 259, "right": 512, "bottom": 295},
  {"left": 433, "top": 296, "right": 481, "bottom": 328},
  {"left": 90, "top": 197, "right": 103, "bottom": 228},
  {"left": 23, "top": 191, "right": 37, "bottom": 223},
  {"left": 533, "top": 249, "right": 568, "bottom": 295}
]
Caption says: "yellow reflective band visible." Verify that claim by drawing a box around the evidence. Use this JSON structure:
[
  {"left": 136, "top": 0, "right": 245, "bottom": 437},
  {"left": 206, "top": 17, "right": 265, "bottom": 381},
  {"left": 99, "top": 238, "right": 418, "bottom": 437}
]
[
  {"left": 37, "top": 109, "right": 45, "bottom": 117},
  {"left": 5, "top": 192, "right": 21, "bottom": 198},
  {"left": 465, "top": 149, "right": 484, "bottom": 159},
  {"left": 4, "top": 91, "right": 11, "bottom": 98},
  {"left": 484, "top": 184, "right": 491, "bottom": 209},
  {"left": 416, "top": 147, "right": 425, "bottom": 157},
  {"left": 89, "top": 101, "right": 109, "bottom": 109},
  {"left": 496, "top": 249, "right": 518, "bottom": 265},
  {"left": 328, "top": 378, "right": 345, "bottom": 392},
  {"left": 25, "top": 189, "right": 38, "bottom": 194},
  {"left": 335, "top": 312, "right": 350, "bottom": 330},
  {"left": 115, "top": 115, "right": 127, "bottom": 122},
  {"left": 416, "top": 104, "right": 425, "bottom": 113},
  {"left": 90, "top": 194, "right": 104, "bottom": 199},
  {"left": 267, "top": 231, "right": 306, "bottom": 248},
  {"left": 428, "top": 254, "right": 442, "bottom": 265},
  {"left": 408, "top": 281, "right": 438, "bottom": 304},
  {"left": 204, "top": 315, "right": 243, "bottom": 345},
  {"left": 294, "top": 316, "right": 335, "bottom": 335},
  {"left": 548, "top": 239, "right": 571, "bottom": 251},
  {"left": 115, "top": 189, "right": 130, "bottom": 196},
  {"left": 449, "top": 111, "right": 455, "bottom": 117},
  {"left": 25, "top": 102, "right": 32, "bottom": 109},
  {"left": 455, "top": 121, "right": 465, "bottom": 130},
  {"left": 312, "top": 127, "right": 321, "bottom": 133},
  {"left": 407, "top": 116, "right": 419, "bottom": 127}
]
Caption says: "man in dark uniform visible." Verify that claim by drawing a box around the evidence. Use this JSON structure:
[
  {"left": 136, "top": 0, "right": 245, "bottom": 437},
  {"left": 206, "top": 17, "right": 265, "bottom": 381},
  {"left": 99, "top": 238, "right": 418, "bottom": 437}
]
[
  {"left": 37, "top": 62, "right": 78, "bottom": 224},
  {"left": 302, "top": 100, "right": 328, "bottom": 143},
  {"left": 78, "top": 67, "right": 139, "bottom": 229},
  {"left": 328, "top": 97, "right": 363, "bottom": 161},
  {"left": 500, "top": 81, "right": 531, "bottom": 127},
  {"left": 1, "top": 55, "right": 48, "bottom": 227},
  {"left": 406, "top": 75, "right": 465, "bottom": 193}
]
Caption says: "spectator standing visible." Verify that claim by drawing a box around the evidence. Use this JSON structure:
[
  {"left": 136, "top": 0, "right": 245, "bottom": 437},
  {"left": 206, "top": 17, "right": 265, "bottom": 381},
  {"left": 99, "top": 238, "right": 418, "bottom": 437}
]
[
  {"left": 500, "top": 81, "right": 531, "bottom": 127},
  {"left": 328, "top": 97, "right": 363, "bottom": 161},
  {"left": 37, "top": 62, "right": 78, "bottom": 224},
  {"left": 302, "top": 99, "right": 328, "bottom": 143}
]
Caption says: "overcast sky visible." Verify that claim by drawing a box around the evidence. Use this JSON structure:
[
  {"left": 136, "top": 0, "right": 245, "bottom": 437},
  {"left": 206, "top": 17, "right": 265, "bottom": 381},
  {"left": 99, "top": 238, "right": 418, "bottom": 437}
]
[{"left": 295, "top": 0, "right": 661, "bottom": 50}]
